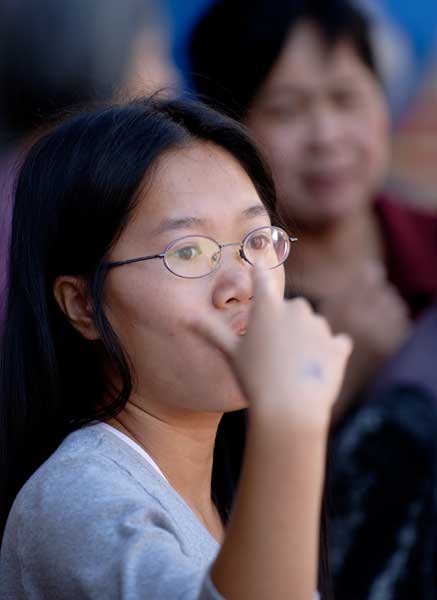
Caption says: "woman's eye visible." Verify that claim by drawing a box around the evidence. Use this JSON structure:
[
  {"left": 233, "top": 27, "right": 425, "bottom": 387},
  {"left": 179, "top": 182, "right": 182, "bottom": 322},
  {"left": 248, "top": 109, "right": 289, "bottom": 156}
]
[
  {"left": 175, "top": 245, "right": 202, "bottom": 261},
  {"left": 332, "top": 90, "right": 361, "bottom": 110},
  {"left": 263, "top": 105, "right": 301, "bottom": 122},
  {"left": 248, "top": 234, "right": 269, "bottom": 250}
]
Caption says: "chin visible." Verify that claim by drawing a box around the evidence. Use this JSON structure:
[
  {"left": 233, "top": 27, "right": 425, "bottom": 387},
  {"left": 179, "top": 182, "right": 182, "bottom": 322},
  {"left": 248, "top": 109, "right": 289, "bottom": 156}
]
[
  {"left": 303, "top": 198, "right": 363, "bottom": 227},
  {"left": 204, "top": 385, "right": 249, "bottom": 413},
  {"left": 224, "top": 396, "right": 250, "bottom": 413}
]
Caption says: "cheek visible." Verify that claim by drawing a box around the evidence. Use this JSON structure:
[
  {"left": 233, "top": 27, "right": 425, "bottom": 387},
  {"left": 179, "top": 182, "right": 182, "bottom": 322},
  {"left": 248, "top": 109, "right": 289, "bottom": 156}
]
[
  {"left": 269, "top": 132, "right": 302, "bottom": 176},
  {"left": 103, "top": 272, "right": 181, "bottom": 357},
  {"left": 368, "top": 113, "right": 390, "bottom": 174},
  {"left": 349, "top": 105, "right": 390, "bottom": 169},
  {"left": 261, "top": 132, "right": 305, "bottom": 205},
  {"left": 107, "top": 286, "right": 245, "bottom": 411},
  {"left": 105, "top": 277, "right": 155, "bottom": 328},
  {"left": 250, "top": 118, "right": 302, "bottom": 170},
  {"left": 247, "top": 116, "right": 305, "bottom": 200},
  {"left": 104, "top": 271, "right": 219, "bottom": 365}
]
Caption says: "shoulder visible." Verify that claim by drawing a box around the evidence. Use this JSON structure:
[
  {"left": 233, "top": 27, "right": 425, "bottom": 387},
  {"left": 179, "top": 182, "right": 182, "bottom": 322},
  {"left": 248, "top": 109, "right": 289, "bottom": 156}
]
[
  {"left": 17, "top": 424, "right": 158, "bottom": 494},
  {"left": 1, "top": 427, "right": 221, "bottom": 599},
  {"left": 374, "top": 195, "right": 437, "bottom": 313},
  {"left": 369, "top": 304, "right": 437, "bottom": 400},
  {"left": 6, "top": 426, "right": 174, "bottom": 547},
  {"left": 1, "top": 427, "right": 181, "bottom": 594},
  {"left": 375, "top": 194, "right": 437, "bottom": 232}
]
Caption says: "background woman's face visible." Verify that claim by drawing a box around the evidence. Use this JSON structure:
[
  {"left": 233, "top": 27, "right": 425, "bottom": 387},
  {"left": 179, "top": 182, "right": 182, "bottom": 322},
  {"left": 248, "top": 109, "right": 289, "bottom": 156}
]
[
  {"left": 104, "top": 143, "right": 285, "bottom": 417},
  {"left": 246, "top": 21, "right": 390, "bottom": 229}
]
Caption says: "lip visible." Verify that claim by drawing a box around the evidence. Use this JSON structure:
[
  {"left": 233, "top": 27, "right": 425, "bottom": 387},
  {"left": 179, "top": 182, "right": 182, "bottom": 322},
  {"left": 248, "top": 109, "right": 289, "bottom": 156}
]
[
  {"left": 302, "top": 166, "right": 355, "bottom": 187},
  {"left": 229, "top": 312, "right": 249, "bottom": 336},
  {"left": 302, "top": 173, "right": 356, "bottom": 198}
]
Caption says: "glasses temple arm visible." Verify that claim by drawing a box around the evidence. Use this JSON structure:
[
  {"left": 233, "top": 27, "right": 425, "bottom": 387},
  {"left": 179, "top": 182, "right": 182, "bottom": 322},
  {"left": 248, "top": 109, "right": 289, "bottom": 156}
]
[{"left": 103, "top": 254, "right": 164, "bottom": 269}]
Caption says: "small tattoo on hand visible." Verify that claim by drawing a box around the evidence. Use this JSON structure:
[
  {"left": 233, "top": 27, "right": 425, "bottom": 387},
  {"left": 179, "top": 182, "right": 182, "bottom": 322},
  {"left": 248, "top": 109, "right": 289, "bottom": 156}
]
[{"left": 302, "top": 361, "right": 324, "bottom": 381}]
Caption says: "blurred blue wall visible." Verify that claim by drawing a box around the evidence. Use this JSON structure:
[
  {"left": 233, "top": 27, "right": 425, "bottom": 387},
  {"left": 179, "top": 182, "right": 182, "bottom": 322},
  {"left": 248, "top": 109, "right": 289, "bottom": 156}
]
[
  {"left": 383, "top": 0, "right": 437, "bottom": 64},
  {"left": 166, "top": 0, "right": 215, "bottom": 84}
]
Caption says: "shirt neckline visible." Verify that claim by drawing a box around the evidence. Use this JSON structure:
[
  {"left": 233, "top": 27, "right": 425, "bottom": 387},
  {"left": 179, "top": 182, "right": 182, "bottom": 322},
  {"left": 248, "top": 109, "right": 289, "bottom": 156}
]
[{"left": 95, "top": 422, "right": 168, "bottom": 482}]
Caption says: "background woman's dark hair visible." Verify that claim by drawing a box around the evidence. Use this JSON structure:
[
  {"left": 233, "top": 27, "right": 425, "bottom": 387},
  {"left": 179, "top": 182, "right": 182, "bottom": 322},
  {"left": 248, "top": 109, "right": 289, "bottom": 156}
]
[
  {"left": 0, "top": 97, "right": 278, "bottom": 539},
  {"left": 189, "top": 0, "right": 378, "bottom": 119}
]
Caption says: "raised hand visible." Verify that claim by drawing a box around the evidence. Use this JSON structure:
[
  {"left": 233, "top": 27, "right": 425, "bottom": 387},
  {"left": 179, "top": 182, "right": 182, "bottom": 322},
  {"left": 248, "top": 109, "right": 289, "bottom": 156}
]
[
  {"left": 196, "top": 267, "right": 352, "bottom": 430},
  {"left": 318, "top": 261, "right": 410, "bottom": 419}
]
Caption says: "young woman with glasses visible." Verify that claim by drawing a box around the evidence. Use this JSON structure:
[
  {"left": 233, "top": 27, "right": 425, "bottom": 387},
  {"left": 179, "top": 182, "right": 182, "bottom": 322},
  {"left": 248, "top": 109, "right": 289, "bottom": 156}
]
[{"left": 0, "top": 98, "right": 350, "bottom": 599}]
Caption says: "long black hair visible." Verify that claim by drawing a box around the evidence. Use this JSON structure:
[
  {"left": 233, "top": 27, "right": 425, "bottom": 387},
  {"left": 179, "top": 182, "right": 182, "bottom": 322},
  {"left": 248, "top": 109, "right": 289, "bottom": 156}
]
[
  {"left": 0, "top": 97, "right": 278, "bottom": 538},
  {"left": 189, "top": 0, "right": 378, "bottom": 119}
]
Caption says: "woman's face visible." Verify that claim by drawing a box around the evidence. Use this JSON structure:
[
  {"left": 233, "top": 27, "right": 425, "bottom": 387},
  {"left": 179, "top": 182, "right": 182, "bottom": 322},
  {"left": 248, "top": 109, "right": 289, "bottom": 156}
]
[
  {"left": 246, "top": 21, "right": 390, "bottom": 229},
  {"left": 104, "top": 143, "right": 285, "bottom": 417}
]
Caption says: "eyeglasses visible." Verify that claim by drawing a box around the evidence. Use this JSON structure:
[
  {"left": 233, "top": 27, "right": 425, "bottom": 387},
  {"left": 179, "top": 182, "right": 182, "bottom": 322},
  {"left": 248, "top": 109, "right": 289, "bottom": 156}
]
[{"left": 104, "top": 225, "right": 297, "bottom": 279}]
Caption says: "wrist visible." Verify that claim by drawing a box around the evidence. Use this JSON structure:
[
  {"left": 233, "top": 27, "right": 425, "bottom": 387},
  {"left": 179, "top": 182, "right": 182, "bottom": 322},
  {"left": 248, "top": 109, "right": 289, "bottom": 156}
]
[{"left": 249, "top": 400, "right": 331, "bottom": 440}]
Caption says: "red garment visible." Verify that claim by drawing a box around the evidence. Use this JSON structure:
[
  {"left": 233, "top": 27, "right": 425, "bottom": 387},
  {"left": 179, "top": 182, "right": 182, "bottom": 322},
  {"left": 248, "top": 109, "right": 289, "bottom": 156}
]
[{"left": 375, "top": 195, "right": 437, "bottom": 318}]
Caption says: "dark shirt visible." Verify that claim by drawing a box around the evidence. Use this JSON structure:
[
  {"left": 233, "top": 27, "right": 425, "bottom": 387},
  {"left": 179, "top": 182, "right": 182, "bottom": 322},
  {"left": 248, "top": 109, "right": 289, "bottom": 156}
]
[
  {"left": 325, "top": 197, "right": 437, "bottom": 598},
  {"left": 329, "top": 306, "right": 437, "bottom": 599}
]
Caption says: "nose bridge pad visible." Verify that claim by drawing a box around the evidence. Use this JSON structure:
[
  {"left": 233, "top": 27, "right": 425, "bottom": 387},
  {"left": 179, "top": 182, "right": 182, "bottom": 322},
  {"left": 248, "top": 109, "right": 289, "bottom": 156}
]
[
  {"left": 219, "top": 242, "right": 249, "bottom": 266},
  {"left": 239, "top": 246, "right": 249, "bottom": 263},
  {"left": 211, "top": 248, "right": 221, "bottom": 271}
]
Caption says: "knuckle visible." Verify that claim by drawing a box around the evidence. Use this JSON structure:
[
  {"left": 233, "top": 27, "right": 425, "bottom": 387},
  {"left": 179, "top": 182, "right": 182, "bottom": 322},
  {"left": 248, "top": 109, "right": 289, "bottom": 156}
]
[
  {"left": 315, "top": 313, "right": 331, "bottom": 334},
  {"left": 290, "top": 296, "right": 311, "bottom": 313}
]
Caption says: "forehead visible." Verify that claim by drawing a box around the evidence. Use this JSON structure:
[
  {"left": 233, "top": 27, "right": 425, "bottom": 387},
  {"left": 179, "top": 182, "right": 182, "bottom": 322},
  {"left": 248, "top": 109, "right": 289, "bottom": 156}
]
[
  {"left": 134, "top": 142, "right": 265, "bottom": 227},
  {"left": 260, "top": 20, "right": 375, "bottom": 96}
]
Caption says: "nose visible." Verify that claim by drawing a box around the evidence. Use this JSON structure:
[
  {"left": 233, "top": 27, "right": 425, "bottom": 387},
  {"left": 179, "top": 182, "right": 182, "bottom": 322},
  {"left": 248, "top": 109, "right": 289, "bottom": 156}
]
[
  {"left": 307, "top": 106, "right": 343, "bottom": 151},
  {"left": 212, "top": 246, "right": 253, "bottom": 308}
]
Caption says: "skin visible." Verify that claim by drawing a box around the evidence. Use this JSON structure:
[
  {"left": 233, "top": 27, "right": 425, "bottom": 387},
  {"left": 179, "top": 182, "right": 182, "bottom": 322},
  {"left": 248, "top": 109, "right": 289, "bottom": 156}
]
[
  {"left": 246, "top": 21, "right": 410, "bottom": 417},
  {"left": 246, "top": 20, "right": 390, "bottom": 229},
  {"left": 56, "top": 143, "right": 285, "bottom": 540},
  {"left": 54, "top": 141, "right": 352, "bottom": 598},
  {"left": 103, "top": 144, "right": 284, "bottom": 415}
]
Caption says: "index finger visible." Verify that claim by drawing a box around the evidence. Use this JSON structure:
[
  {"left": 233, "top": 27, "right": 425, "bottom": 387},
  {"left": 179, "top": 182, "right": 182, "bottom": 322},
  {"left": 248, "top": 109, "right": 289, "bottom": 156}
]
[
  {"left": 251, "top": 266, "right": 282, "bottom": 314},
  {"left": 187, "top": 315, "right": 237, "bottom": 358}
]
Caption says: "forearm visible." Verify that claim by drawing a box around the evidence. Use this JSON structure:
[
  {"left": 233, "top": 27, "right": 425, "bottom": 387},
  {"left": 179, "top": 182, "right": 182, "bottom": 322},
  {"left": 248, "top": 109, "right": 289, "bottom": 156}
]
[{"left": 211, "top": 410, "right": 327, "bottom": 600}]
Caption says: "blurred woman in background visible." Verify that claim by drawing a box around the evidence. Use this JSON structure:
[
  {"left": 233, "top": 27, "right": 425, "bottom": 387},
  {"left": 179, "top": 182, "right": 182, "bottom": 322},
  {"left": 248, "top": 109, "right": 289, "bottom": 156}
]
[{"left": 190, "top": 1, "right": 437, "bottom": 597}]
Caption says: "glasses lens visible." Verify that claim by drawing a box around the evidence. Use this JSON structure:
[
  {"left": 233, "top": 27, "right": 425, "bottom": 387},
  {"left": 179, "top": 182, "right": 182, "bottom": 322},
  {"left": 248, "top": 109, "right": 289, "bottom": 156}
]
[
  {"left": 164, "top": 236, "right": 221, "bottom": 278},
  {"left": 243, "top": 226, "right": 290, "bottom": 268}
]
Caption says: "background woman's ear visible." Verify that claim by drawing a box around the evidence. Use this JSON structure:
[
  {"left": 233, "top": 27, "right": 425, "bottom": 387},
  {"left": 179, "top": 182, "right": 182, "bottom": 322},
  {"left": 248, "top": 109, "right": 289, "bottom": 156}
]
[{"left": 53, "top": 276, "right": 100, "bottom": 340}]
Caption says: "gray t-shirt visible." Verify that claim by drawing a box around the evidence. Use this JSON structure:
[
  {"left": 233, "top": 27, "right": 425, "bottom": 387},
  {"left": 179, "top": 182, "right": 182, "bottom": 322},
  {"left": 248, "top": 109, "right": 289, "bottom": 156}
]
[{"left": 0, "top": 424, "right": 224, "bottom": 599}]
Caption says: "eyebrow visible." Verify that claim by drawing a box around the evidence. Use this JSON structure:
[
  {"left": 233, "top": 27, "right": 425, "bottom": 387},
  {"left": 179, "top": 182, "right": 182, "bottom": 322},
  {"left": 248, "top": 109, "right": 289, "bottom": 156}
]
[
  {"left": 153, "top": 216, "right": 206, "bottom": 235},
  {"left": 261, "top": 85, "right": 306, "bottom": 99},
  {"left": 242, "top": 204, "right": 270, "bottom": 219},
  {"left": 153, "top": 204, "right": 270, "bottom": 235}
]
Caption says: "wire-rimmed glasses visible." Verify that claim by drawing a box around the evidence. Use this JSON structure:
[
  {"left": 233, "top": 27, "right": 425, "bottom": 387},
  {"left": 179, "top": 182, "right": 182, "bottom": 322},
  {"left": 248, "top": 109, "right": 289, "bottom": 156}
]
[{"left": 104, "top": 225, "right": 298, "bottom": 279}]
